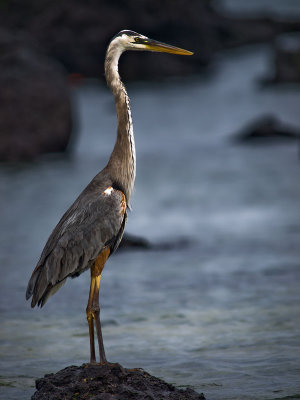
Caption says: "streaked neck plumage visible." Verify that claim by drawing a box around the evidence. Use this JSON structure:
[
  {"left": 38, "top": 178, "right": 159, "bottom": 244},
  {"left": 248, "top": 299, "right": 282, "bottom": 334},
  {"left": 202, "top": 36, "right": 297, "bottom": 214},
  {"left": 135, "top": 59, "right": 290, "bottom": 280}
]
[{"left": 105, "top": 41, "right": 136, "bottom": 203}]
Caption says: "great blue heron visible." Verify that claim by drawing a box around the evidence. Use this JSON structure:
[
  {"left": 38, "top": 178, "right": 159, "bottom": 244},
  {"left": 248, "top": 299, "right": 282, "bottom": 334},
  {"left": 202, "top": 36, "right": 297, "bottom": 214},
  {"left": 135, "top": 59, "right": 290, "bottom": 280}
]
[{"left": 26, "top": 30, "right": 193, "bottom": 364}]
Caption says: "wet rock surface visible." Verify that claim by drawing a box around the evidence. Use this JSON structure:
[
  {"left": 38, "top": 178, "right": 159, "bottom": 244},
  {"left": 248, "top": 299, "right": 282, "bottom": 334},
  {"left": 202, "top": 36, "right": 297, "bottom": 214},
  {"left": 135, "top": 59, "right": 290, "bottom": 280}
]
[{"left": 32, "top": 363, "right": 205, "bottom": 400}]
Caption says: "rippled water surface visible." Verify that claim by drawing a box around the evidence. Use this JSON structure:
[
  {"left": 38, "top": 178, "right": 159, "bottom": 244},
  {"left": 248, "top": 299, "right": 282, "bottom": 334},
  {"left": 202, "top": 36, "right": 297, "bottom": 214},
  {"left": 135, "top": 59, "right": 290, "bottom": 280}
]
[{"left": 1, "top": 46, "right": 300, "bottom": 400}]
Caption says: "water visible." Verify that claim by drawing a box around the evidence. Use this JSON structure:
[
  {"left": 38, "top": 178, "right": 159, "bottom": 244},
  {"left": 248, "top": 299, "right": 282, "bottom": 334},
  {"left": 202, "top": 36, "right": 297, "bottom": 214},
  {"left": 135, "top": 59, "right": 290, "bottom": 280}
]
[{"left": 1, "top": 46, "right": 300, "bottom": 400}]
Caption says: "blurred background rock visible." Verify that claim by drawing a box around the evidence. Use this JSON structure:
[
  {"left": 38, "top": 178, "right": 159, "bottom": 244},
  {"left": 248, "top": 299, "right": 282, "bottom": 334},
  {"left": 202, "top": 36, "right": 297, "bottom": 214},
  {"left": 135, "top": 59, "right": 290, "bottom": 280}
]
[
  {"left": 1, "top": 0, "right": 300, "bottom": 161},
  {"left": 0, "top": 28, "right": 72, "bottom": 161}
]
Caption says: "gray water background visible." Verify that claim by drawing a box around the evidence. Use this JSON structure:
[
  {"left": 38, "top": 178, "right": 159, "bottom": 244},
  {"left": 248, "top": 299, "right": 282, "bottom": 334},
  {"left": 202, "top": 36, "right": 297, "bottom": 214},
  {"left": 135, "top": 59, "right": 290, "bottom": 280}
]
[{"left": 1, "top": 36, "right": 300, "bottom": 400}]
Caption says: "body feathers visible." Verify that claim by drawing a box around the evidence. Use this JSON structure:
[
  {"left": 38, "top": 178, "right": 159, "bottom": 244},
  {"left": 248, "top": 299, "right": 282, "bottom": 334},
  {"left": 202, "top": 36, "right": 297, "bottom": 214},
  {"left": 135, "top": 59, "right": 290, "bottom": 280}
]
[{"left": 26, "top": 170, "right": 127, "bottom": 307}]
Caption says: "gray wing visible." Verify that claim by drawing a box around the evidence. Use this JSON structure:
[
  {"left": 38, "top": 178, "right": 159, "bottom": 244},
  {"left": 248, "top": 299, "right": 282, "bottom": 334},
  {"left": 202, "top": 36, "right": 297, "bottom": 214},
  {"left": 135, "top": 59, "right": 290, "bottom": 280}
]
[{"left": 26, "top": 185, "right": 127, "bottom": 307}]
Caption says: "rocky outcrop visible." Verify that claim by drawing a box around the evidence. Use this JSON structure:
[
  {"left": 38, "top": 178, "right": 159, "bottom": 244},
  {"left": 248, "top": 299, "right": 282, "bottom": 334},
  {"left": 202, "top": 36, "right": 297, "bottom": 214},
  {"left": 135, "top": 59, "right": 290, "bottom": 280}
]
[
  {"left": 119, "top": 233, "right": 151, "bottom": 250},
  {"left": 119, "top": 233, "right": 194, "bottom": 251},
  {"left": 232, "top": 115, "right": 300, "bottom": 143},
  {"left": 0, "top": 29, "right": 71, "bottom": 161},
  {"left": 31, "top": 363, "right": 205, "bottom": 400}
]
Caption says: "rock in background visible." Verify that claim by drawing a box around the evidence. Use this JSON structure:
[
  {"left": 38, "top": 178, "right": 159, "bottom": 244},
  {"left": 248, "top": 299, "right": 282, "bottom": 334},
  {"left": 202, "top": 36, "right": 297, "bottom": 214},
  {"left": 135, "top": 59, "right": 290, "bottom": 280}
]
[
  {"left": 1, "top": 0, "right": 300, "bottom": 161},
  {"left": 0, "top": 29, "right": 72, "bottom": 161},
  {"left": 1, "top": 0, "right": 300, "bottom": 80},
  {"left": 268, "top": 34, "right": 300, "bottom": 84},
  {"left": 232, "top": 115, "right": 300, "bottom": 143}
]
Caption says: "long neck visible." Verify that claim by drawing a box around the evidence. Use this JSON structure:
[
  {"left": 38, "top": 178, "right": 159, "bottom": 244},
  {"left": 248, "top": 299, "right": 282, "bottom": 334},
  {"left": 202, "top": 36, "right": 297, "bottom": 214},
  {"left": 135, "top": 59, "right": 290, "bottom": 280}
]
[{"left": 105, "top": 43, "right": 136, "bottom": 202}]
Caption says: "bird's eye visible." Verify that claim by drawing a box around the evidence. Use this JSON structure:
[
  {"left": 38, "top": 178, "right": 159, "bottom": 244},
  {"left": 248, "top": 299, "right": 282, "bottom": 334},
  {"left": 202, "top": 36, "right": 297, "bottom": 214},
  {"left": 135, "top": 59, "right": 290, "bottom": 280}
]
[{"left": 134, "top": 37, "right": 148, "bottom": 44}]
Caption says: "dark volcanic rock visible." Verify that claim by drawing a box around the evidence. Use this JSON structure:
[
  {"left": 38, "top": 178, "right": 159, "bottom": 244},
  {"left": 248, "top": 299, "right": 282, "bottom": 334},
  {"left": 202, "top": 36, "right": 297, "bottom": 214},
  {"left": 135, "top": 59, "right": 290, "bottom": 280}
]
[
  {"left": 232, "top": 115, "right": 300, "bottom": 143},
  {"left": 118, "top": 233, "right": 194, "bottom": 252},
  {"left": 32, "top": 363, "right": 205, "bottom": 400},
  {"left": 0, "top": 29, "right": 72, "bottom": 161}
]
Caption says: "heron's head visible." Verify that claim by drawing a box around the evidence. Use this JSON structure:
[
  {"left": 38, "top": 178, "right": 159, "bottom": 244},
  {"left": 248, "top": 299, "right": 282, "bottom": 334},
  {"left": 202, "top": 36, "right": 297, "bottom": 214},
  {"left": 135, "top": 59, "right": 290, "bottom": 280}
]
[{"left": 111, "top": 30, "right": 193, "bottom": 56}]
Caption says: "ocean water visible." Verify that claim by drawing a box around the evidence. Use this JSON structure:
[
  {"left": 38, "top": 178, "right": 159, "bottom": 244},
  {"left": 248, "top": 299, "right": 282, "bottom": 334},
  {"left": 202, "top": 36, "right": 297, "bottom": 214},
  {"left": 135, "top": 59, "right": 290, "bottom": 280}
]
[{"left": 0, "top": 45, "right": 300, "bottom": 400}]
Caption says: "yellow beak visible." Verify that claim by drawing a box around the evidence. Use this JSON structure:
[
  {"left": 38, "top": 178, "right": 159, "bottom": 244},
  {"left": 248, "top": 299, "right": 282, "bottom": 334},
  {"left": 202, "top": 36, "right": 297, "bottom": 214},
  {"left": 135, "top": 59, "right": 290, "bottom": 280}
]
[{"left": 143, "top": 39, "right": 193, "bottom": 56}]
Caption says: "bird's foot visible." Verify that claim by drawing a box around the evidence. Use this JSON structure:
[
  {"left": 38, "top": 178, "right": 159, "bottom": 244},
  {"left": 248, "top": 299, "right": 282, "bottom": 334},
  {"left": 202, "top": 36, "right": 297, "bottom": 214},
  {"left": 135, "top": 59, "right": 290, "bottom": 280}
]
[
  {"left": 100, "top": 361, "right": 116, "bottom": 367},
  {"left": 86, "top": 360, "right": 115, "bottom": 367},
  {"left": 127, "top": 367, "right": 146, "bottom": 373}
]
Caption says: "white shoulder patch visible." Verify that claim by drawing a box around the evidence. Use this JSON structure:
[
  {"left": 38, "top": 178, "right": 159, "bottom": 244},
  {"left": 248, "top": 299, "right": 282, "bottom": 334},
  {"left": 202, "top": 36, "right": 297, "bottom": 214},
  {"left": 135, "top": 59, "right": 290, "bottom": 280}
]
[{"left": 103, "top": 187, "right": 114, "bottom": 196}]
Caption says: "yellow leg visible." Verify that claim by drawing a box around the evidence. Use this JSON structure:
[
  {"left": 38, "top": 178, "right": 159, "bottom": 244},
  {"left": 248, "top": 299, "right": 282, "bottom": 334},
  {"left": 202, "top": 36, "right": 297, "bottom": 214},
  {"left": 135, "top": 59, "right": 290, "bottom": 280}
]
[
  {"left": 92, "top": 274, "right": 107, "bottom": 364},
  {"left": 86, "top": 271, "right": 96, "bottom": 363},
  {"left": 86, "top": 248, "right": 110, "bottom": 364}
]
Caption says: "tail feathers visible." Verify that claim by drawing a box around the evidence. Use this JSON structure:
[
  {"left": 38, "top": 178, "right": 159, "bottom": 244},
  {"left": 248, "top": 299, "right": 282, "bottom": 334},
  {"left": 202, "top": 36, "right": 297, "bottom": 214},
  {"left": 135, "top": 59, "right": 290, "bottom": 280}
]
[
  {"left": 26, "top": 265, "right": 66, "bottom": 308},
  {"left": 26, "top": 268, "right": 40, "bottom": 302},
  {"left": 36, "top": 279, "right": 66, "bottom": 307}
]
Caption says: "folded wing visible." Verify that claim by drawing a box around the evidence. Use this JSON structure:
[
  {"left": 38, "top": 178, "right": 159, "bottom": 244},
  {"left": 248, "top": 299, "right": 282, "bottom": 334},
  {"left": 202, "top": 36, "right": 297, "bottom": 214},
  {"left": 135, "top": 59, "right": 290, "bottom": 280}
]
[{"left": 26, "top": 186, "right": 126, "bottom": 307}]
